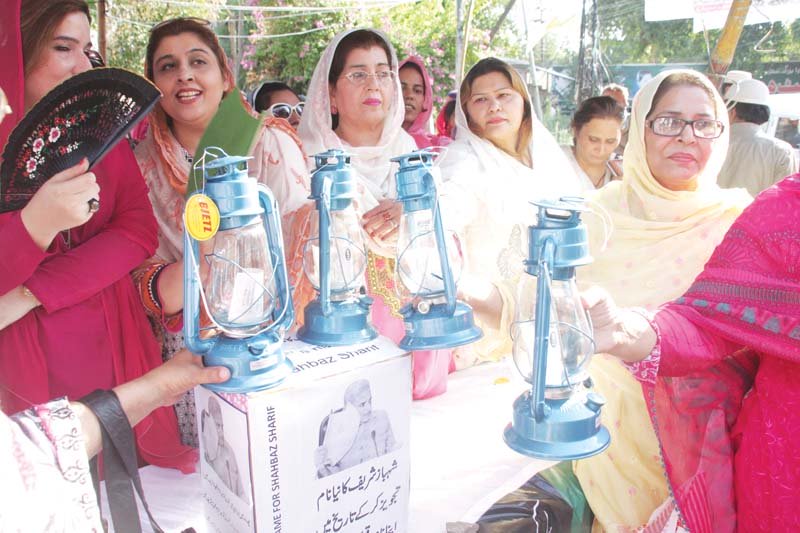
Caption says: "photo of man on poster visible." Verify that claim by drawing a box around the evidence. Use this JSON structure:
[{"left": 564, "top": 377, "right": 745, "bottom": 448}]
[
  {"left": 201, "top": 396, "right": 250, "bottom": 502},
  {"left": 314, "top": 379, "right": 397, "bottom": 478}
]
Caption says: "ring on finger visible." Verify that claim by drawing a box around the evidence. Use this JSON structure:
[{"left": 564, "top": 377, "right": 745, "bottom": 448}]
[{"left": 87, "top": 198, "right": 100, "bottom": 213}]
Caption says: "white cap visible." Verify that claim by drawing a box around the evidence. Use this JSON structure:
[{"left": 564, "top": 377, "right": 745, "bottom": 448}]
[
  {"left": 722, "top": 70, "right": 754, "bottom": 100},
  {"left": 726, "top": 70, "right": 753, "bottom": 83},
  {"left": 726, "top": 78, "right": 770, "bottom": 106}
]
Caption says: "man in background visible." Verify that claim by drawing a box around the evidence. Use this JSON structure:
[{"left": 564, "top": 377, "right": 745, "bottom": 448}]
[{"left": 718, "top": 78, "right": 798, "bottom": 196}]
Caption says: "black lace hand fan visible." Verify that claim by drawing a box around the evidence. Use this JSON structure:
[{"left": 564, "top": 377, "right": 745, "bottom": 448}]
[{"left": 0, "top": 67, "right": 160, "bottom": 213}]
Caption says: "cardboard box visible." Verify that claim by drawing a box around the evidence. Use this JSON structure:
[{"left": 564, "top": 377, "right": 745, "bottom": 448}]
[{"left": 195, "top": 336, "right": 411, "bottom": 533}]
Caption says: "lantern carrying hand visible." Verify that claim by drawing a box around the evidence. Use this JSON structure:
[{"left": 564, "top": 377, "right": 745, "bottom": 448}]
[
  {"left": 145, "top": 349, "right": 230, "bottom": 408},
  {"left": 581, "top": 286, "right": 656, "bottom": 363}
]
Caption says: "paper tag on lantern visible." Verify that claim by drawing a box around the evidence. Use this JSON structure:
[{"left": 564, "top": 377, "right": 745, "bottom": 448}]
[{"left": 184, "top": 194, "right": 220, "bottom": 241}]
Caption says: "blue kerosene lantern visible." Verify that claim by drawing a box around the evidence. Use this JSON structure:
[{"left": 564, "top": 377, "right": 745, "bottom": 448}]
[
  {"left": 297, "top": 150, "right": 377, "bottom": 346},
  {"left": 184, "top": 152, "right": 294, "bottom": 392},
  {"left": 504, "top": 198, "right": 610, "bottom": 460},
  {"left": 391, "top": 150, "right": 482, "bottom": 350}
]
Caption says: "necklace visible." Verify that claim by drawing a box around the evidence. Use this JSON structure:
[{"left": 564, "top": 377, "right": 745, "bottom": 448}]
[
  {"left": 61, "top": 229, "right": 71, "bottom": 249},
  {"left": 591, "top": 171, "right": 606, "bottom": 189},
  {"left": 179, "top": 145, "right": 194, "bottom": 165}
]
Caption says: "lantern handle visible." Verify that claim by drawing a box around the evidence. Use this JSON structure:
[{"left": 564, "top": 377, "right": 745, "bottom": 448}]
[
  {"left": 318, "top": 174, "right": 334, "bottom": 316},
  {"left": 428, "top": 175, "right": 458, "bottom": 315},
  {"left": 183, "top": 220, "right": 215, "bottom": 355},
  {"left": 190, "top": 146, "right": 231, "bottom": 195},
  {"left": 531, "top": 237, "right": 556, "bottom": 421},
  {"left": 581, "top": 197, "right": 613, "bottom": 253},
  {"left": 258, "top": 185, "right": 295, "bottom": 331}
]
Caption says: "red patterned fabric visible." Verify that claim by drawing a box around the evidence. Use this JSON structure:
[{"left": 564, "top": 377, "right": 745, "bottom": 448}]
[
  {"left": 634, "top": 175, "right": 800, "bottom": 532},
  {"left": 434, "top": 103, "right": 453, "bottom": 140}
]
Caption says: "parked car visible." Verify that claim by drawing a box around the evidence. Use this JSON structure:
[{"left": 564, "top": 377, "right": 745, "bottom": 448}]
[{"left": 765, "top": 93, "right": 800, "bottom": 155}]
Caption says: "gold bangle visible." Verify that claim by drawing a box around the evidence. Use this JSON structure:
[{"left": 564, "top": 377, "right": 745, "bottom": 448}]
[{"left": 22, "top": 285, "right": 34, "bottom": 298}]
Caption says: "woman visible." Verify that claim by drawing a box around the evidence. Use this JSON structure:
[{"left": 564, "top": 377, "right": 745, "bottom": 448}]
[
  {"left": 435, "top": 91, "right": 458, "bottom": 141},
  {"left": 562, "top": 95, "right": 624, "bottom": 191},
  {"left": 0, "top": 0, "right": 193, "bottom": 472},
  {"left": 250, "top": 80, "right": 303, "bottom": 129},
  {"left": 573, "top": 69, "right": 752, "bottom": 530},
  {"left": 297, "top": 29, "right": 451, "bottom": 400},
  {"left": 398, "top": 55, "right": 450, "bottom": 148},
  {"left": 585, "top": 174, "right": 800, "bottom": 532},
  {"left": 437, "top": 57, "right": 581, "bottom": 368},
  {"left": 133, "top": 17, "right": 309, "bottom": 445}
]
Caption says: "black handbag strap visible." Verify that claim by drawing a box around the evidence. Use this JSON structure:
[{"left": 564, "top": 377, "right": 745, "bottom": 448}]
[{"left": 81, "top": 389, "right": 165, "bottom": 533}]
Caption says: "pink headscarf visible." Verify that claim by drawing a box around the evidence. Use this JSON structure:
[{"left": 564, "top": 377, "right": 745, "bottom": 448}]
[{"left": 398, "top": 55, "right": 450, "bottom": 149}]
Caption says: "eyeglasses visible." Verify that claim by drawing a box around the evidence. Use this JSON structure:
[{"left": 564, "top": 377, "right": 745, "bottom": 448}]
[
  {"left": 647, "top": 116, "right": 724, "bottom": 139},
  {"left": 340, "top": 70, "right": 395, "bottom": 86},
  {"left": 85, "top": 49, "right": 105, "bottom": 68},
  {"left": 267, "top": 102, "right": 304, "bottom": 120}
]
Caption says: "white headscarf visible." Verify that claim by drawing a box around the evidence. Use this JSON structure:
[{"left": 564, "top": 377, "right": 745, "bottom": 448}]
[
  {"left": 436, "top": 58, "right": 581, "bottom": 366},
  {"left": 438, "top": 58, "right": 581, "bottom": 276},
  {"left": 297, "top": 28, "right": 417, "bottom": 211}
]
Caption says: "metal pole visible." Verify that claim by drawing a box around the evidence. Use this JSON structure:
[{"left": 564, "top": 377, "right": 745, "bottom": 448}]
[
  {"left": 709, "top": 0, "right": 753, "bottom": 83},
  {"left": 228, "top": 16, "right": 240, "bottom": 84},
  {"left": 98, "top": 0, "right": 107, "bottom": 59},
  {"left": 590, "top": 0, "right": 599, "bottom": 91},
  {"left": 456, "top": 0, "right": 464, "bottom": 87},
  {"left": 575, "top": 0, "right": 588, "bottom": 104},
  {"left": 458, "top": 0, "right": 476, "bottom": 82},
  {"left": 575, "top": 0, "right": 599, "bottom": 104},
  {"left": 521, "top": 0, "right": 543, "bottom": 119}
]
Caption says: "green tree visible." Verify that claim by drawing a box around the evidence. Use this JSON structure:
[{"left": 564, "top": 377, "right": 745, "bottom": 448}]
[
  {"left": 598, "top": 1, "right": 800, "bottom": 68},
  {"left": 247, "top": 0, "right": 524, "bottom": 107},
  {"left": 96, "top": 0, "right": 528, "bottom": 107},
  {"left": 103, "top": 1, "right": 224, "bottom": 74}
]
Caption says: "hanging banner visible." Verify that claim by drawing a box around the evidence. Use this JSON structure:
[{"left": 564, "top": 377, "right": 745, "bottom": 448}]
[
  {"left": 644, "top": 0, "right": 695, "bottom": 21},
  {"left": 644, "top": 0, "right": 800, "bottom": 31}
]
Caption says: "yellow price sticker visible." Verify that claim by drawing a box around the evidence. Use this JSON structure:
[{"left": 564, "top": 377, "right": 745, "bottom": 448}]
[{"left": 184, "top": 194, "right": 220, "bottom": 241}]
